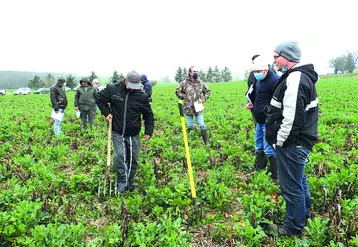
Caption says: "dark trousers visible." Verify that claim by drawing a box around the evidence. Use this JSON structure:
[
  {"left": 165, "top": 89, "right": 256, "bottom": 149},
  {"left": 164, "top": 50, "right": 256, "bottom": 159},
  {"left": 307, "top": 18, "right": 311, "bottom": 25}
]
[
  {"left": 112, "top": 132, "right": 140, "bottom": 190},
  {"left": 80, "top": 110, "right": 95, "bottom": 129},
  {"left": 276, "top": 143, "right": 312, "bottom": 234}
]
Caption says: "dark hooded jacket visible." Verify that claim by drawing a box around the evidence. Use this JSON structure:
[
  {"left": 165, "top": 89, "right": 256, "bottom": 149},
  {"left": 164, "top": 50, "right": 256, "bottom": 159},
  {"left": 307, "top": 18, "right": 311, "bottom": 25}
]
[
  {"left": 95, "top": 80, "right": 154, "bottom": 137},
  {"left": 140, "top": 74, "right": 152, "bottom": 103},
  {"left": 265, "top": 63, "right": 319, "bottom": 149},
  {"left": 75, "top": 84, "right": 98, "bottom": 112}
]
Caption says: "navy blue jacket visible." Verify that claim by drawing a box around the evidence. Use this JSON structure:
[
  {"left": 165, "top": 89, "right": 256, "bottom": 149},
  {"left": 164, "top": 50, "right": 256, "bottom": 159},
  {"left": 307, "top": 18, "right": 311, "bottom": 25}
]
[{"left": 247, "top": 70, "right": 279, "bottom": 124}]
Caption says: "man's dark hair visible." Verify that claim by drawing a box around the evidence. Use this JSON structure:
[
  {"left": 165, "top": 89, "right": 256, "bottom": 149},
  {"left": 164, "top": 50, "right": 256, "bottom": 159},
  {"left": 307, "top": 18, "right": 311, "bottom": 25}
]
[
  {"left": 188, "top": 66, "right": 195, "bottom": 74},
  {"left": 251, "top": 54, "right": 260, "bottom": 62}
]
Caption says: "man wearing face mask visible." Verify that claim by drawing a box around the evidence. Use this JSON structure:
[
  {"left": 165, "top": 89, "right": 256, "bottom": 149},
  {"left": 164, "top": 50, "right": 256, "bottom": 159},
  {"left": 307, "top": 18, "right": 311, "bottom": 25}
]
[
  {"left": 245, "top": 59, "right": 279, "bottom": 181},
  {"left": 176, "top": 66, "right": 211, "bottom": 145},
  {"left": 266, "top": 41, "right": 319, "bottom": 236}
]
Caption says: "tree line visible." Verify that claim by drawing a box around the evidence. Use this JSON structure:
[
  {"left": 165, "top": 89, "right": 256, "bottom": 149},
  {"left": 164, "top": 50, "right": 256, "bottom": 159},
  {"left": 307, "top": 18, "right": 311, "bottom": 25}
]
[
  {"left": 330, "top": 51, "right": 358, "bottom": 74},
  {"left": 27, "top": 71, "right": 128, "bottom": 89},
  {"left": 174, "top": 66, "right": 232, "bottom": 83}
]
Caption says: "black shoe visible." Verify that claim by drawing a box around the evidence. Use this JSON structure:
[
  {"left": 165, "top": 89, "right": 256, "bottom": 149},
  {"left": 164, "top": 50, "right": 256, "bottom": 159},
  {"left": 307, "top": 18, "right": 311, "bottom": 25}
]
[
  {"left": 267, "top": 224, "right": 295, "bottom": 237},
  {"left": 117, "top": 184, "right": 126, "bottom": 194},
  {"left": 128, "top": 184, "right": 136, "bottom": 192},
  {"left": 255, "top": 151, "right": 267, "bottom": 171},
  {"left": 201, "top": 129, "right": 209, "bottom": 145}
]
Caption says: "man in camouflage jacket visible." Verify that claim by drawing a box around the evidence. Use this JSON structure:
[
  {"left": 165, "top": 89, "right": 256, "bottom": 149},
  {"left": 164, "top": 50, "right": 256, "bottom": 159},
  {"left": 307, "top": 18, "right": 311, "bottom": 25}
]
[{"left": 176, "top": 66, "right": 211, "bottom": 145}]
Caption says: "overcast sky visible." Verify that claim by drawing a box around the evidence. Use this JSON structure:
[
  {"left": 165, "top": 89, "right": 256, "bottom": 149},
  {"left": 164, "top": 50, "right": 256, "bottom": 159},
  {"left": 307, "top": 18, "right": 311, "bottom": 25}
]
[{"left": 1, "top": 0, "right": 357, "bottom": 81}]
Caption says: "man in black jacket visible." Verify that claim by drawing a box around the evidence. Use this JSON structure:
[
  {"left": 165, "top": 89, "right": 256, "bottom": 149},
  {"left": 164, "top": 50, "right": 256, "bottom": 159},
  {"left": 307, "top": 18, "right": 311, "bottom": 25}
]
[
  {"left": 50, "top": 78, "right": 68, "bottom": 135},
  {"left": 96, "top": 71, "right": 154, "bottom": 193},
  {"left": 266, "top": 41, "right": 319, "bottom": 236}
]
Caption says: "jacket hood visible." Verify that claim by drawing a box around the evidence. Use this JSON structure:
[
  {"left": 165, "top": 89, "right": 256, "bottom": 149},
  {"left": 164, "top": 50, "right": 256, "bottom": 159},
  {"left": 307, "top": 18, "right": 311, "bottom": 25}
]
[
  {"left": 289, "top": 63, "right": 319, "bottom": 84},
  {"left": 140, "top": 74, "right": 149, "bottom": 85}
]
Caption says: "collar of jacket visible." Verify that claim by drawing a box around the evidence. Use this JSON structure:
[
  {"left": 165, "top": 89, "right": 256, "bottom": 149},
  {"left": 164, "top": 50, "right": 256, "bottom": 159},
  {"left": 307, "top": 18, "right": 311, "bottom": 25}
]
[{"left": 188, "top": 78, "right": 199, "bottom": 83}]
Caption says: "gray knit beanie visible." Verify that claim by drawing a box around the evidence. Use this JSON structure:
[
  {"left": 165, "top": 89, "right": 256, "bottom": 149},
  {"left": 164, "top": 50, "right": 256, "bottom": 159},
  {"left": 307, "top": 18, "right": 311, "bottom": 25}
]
[{"left": 274, "top": 41, "right": 301, "bottom": 62}]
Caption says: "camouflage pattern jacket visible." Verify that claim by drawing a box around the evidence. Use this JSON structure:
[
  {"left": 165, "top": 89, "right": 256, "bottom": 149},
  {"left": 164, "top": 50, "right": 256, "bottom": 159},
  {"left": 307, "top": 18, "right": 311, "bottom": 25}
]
[{"left": 175, "top": 78, "right": 211, "bottom": 115}]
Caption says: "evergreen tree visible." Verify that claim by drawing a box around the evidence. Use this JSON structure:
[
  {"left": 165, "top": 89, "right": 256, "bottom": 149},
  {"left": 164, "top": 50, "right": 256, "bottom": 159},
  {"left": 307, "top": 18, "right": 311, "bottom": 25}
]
[
  {"left": 111, "top": 70, "right": 121, "bottom": 82},
  {"left": 88, "top": 71, "right": 98, "bottom": 84},
  {"left": 119, "top": 73, "right": 125, "bottom": 81},
  {"left": 244, "top": 70, "right": 251, "bottom": 80},
  {"left": 174, "top": 67, "right": 183, "bottom": 83},
  {"left": 198, "top": 69, "right": 207, "bottom": 82},
  {"left": 183, "top": 67, "right": 188, "bottom": 80},
  {"left": 44, "top": 73, "right": 55, "bottom": 87},
  {"left": 65, "top": 74, "right": 77, "bottom": 89},
  {"left": 212, "top": 66, "right": 222, "bottom": 82},
  {"left": 206, "top": 66, "right": 213, "bottom": 82},
  {"left": 221, "top": 66, "right": 232, "bottom": 82},
  {"left": 28, "top": 75, "right": 45, "bottom": 89}
]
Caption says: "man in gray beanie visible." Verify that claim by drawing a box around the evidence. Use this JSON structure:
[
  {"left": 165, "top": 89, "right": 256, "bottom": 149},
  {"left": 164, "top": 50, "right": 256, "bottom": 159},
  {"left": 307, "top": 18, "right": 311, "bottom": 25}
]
[{"left": 265, "top": 41, "right": 319, "bottom": 236}]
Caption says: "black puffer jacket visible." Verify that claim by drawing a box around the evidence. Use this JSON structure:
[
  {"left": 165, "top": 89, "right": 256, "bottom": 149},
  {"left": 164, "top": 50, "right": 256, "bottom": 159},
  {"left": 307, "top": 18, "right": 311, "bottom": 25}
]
[
  {"left": 50, "top": 84, "right": 68, "bottom": 111},
  {"left": 265, "top": 63, "right": 319, "bottom": 149},
  {"left": 95, "top": 81, "right": 154, "bottom": 137}
]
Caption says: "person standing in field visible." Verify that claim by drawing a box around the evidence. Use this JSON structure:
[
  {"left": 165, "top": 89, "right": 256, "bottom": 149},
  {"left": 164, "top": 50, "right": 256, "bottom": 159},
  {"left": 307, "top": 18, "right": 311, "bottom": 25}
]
[
  {"left": 50, "top": 78, "right": 68, "bottom": 135},
  {"left": 266, "top": 41, "right": 319, "bottom": 236},
  {"left": 140, "top": 74, "right": 152, "bottom": 104},
  {"left": 245, "top": 59, "right": 279, "bottom": 181},
  {"left": 92, "top": 78, "right": 99, "bottom": 88},
  {"left": 75, "top": 77, "right": 98, "bottom": 130},
  {"left": 176, "top": 66, "right": 211, "bottom": 145},
  {"left": 96, "top": 71, "right": 154, "bottom": 193},
  {"left": 246, "top": 54, "right": 262, "bottom": 126}
]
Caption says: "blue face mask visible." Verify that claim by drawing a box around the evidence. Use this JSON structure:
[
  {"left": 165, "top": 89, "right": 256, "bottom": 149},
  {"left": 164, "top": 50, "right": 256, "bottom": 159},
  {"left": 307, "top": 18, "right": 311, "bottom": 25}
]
[
  {"left": 254, "top": 72, "right": 265, "bottom": 81},
  {"left": 281, "top": 67, "right": 288, "bottom": 73}
]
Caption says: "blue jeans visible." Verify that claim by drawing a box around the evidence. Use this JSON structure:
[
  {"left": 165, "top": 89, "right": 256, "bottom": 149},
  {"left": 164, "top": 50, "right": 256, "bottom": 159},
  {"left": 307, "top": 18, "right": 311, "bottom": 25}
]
[
  {"left": 186, "top": 114, "right": 206, "bottom": 130},
  {"left": 255, "top": 123, "right": 275, "bottom": 157},
  {"left": 53, "top": 109, "right": 64, "bottom": 135},
  {"left": 276, "top": 143, "right": 312, "bottom": 234}
]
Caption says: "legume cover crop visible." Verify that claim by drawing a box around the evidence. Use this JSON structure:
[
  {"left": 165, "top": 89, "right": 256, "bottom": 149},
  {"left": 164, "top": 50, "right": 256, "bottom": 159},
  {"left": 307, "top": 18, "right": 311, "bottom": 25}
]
[{"left": 1, "top": 75, "right": 358, "bottom": 246}]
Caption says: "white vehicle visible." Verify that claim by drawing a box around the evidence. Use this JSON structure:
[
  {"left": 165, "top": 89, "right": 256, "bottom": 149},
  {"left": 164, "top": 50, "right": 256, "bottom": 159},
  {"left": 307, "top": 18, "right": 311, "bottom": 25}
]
[
  {"left": 0, "top": 89, "right": 6, "bottom": 96},
  {"left": 14, "top": 87, "right": 31, "bottom": 95}
]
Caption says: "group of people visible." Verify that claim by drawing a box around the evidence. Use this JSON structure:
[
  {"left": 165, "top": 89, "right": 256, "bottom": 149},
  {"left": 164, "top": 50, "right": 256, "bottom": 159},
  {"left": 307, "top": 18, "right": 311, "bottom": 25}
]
[
  {"left": 245, "top": 41, "right": 319, "bottom": 237},
  {"left": 49, "top": 40, "right": 319, "bottom": 237}
]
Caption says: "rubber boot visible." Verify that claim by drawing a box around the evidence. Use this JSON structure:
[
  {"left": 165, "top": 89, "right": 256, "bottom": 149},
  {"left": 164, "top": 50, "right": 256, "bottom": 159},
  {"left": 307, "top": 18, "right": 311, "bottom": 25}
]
[
  {"left": 201, "top": 129, "right": 209, "bottom": 145},
  {"left": 268, "top": 156, "right": 278, "bottom": 182},
  {"left": 255, "top": 151, "right": 267, "bottom": 171}
]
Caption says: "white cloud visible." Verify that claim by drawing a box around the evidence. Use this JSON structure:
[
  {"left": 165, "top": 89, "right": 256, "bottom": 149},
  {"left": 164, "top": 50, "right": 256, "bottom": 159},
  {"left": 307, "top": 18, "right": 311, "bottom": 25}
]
[{"left": 0, "top": 0, "right": 357, "bottom": 80}]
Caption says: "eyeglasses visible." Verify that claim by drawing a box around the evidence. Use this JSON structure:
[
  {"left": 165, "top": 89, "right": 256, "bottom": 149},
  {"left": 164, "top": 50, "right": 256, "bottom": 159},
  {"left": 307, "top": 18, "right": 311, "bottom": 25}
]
[{"left": 192, "top": 71, "right": 198, "bottom": 73}]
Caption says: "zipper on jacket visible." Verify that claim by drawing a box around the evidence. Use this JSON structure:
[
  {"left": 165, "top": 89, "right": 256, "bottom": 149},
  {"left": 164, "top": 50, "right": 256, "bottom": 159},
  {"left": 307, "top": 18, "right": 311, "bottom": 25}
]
[{"left": 122, "top": 92, "right": 129, "bottom": 136}]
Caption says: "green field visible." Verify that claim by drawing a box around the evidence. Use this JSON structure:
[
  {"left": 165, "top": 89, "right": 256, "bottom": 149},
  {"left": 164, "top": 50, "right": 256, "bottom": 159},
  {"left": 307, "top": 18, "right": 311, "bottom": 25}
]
[{"left": 1, "top": 76, "right": 358, "bottom": 246}]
